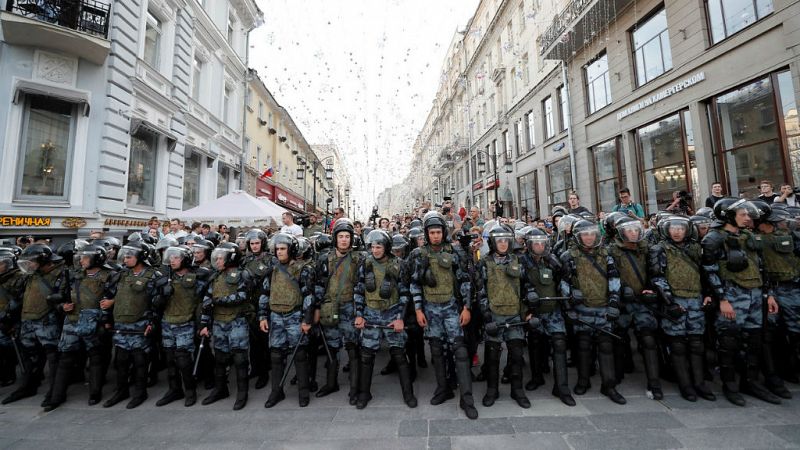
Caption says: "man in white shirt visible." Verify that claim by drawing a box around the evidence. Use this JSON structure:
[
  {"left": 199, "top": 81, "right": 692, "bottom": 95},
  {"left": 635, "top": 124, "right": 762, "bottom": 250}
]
[{"left": 280, "top": 212, "right": 303, "bottom": 236}]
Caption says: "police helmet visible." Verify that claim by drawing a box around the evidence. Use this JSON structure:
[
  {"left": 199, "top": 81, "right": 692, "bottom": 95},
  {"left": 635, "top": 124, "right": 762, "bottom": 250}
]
[
  {"left": 572, "top": 219, "right": 602, "bottom": 249},
  {"left": 76, "top": 244, "right": 108, "bottom": 269},
  {"left": 365, "top": 229, "right": 392, "bottom": 254},
  {"left": 210, "top": 242, "right": 242, "bottom": 268},
  {"left": 614, "top": 217, "right": 645, "bottom": 243},
  {"left": 163, "top": 246, "right": 193, "bottom": 270},
  {"left": 271, "top": 233, "right": 299, "bottom": 259},
  {"left": 525, "top": 227, "right": 550, "bottom": 255},
  {"left": 488, "top": 224, "right": 514, "bottom": 255}
]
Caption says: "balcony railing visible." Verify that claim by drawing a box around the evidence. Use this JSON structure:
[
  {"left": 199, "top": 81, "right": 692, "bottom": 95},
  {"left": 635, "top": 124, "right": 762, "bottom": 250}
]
[{"left": 6, "top": 0, "right": 110, "bottom": 38}]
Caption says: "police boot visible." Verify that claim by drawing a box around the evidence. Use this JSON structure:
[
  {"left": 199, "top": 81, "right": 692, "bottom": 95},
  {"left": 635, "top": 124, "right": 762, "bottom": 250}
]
[
  {"left": 551, "top": 334, "right": 575, "bottom": 406},
  {"left": 295, "top": 346, "right": 311, "bottom": 407},
  {"left": 147, "top": 344, "right": 162, "bottom": 388},
  {"left": 126, "top": 350, "right": 149, "bottom": 409},
  {"left": 174, "top": 350, "right": 196, "bottom": 406},
  {"left": 740, "top": 332, "right": 781, "bottom": 405},
  {"left": 687, "top": 335, "right": 715, "bottom": 401},
  {"left": 598, "top": 335, "right": 626, "bottom": 405},
  {"left": 264, "top": 350, "right": 286, "bottom": 408},
  {"left": 640, "top": 330, "right": 663, "bottom": 400},
  {"left": 509, "top": 340, "right": 531, "bottom": 408},
  {"left": 315, "top": 347, "right": 340, "bottom": 397},
  {"left": 455, "top": 341, "right": 478, "bottom": 420},
  {"left": 87, "top": 348, "right": 105, "bottom": 406},
  {"left": 202, "top": 351, "right": 231, "bottom": 405},
  {"left": 43, "top": 351, "right": 76, "bottom": 412},
  {"left": 612, "top": 329, "right": 628, "bottom": 384},
  {"left": 232, "top": 351, "right": 249, "bottom": 410},
  {"left": 392, "top": 347, "right": 417, "bottom": 408},
  {"left": 346, "top": 343, "right": 360, "bottom": 406},
  {"left": 785, "top": 332, "right": 800, "bottom": 384},
  {"left": 429, "top": 340, "right": 454, "bottom": 405},
  {"left": 380, "top": 356, "right": 398, "bottom": 375},
  {"left": 525, "top": 331, "right": 545, "bottom": 391},
  {"left": 481, "top": 341, "right": 501, "bottom": 407},
  {"left": 762, "top": 329, "right": 792, "bottom": 399},
  {"left": 0, "top": 346, "right": 17, "bottom": 387},
  {"left": 405, "top": 341, "right": 418, "bottom": 383},
  {"left": 2, "top": 347, "right": 41, "bottom": 405},
  {"left": 306, "top": 340, "right": 318, "bottom": 393},
  {"left": 40, "top": 348, "right": 59, "bottom": 408},
  {"left": 103, "top": 348, "right": 131, "bottom": 407},
  {"left": 718, "top": 331, "right": 745, "bottom": 406},
  {"left": 156, "top": 349, "right": 184, "bottom": 407},
  {"left": 415, "top": 331, "right": 427, "bottom": 368},
  {"left": 573, "top": 332, "right": 592, "bottom": 395},
  {"left": 355, "top": 347, "right": 375, "bottom": 409},
  {"left": 669, "top": 336, "right": 697, "bottom": 402}
]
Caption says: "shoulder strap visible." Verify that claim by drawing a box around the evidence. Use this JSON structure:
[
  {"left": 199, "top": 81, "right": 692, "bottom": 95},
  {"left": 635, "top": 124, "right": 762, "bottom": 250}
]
[{"left": 622, "top": 250, "right": 646, "bottom": 288}]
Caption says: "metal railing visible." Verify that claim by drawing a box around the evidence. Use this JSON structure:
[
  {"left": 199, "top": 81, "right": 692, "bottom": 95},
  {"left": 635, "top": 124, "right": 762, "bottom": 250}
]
[
  {"left": 7, "top": 0, "right": 111, "bottom": 38},
  {"left": 537, "top": 0, "right": 594, "bottom": 56}
]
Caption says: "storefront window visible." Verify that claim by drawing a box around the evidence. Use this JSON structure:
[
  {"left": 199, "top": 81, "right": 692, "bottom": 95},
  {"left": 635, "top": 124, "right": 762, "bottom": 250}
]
[
  {"left": 517, "top": 171, "right": 539, "bottom": 220},
  {"left": 183, "top": 152, "right": 200, "bottom": 210},
  {"left": 547, "top": 157, "right": 573, "bottom": 210},
  {"left": 217, "top": 164, "right": 229, "bottom": 198},
  {"left": 637, "top": 112, "right": 695, "bottom": 213},
  {"left": 777, "top": 70, "right": 800, "bottom": 186},
  {"left": 127, "top": 130, "right": 158, "bottom": 208},
  {"left": 16, "top": 96, "right": 75, "bottom": 200},
  {"left": 591, "top": 138, "right": 626, "bottom": 213},
  {"left": 712, "top": 75, "right": 788, "bottom": 198}
]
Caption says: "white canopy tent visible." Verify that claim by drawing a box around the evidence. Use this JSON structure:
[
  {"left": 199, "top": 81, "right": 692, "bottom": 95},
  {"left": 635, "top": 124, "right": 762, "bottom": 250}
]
[{"left": 172, "top": 190, "right": 288, "bottom": 227}]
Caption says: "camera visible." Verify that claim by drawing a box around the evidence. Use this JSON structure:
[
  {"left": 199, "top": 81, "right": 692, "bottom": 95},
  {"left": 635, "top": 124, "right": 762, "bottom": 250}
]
[
  {"left": 458, "top": 232, "right": 479, "bottom": 248},
  {"left": 293, "top": 214, "right": 311, "bottom": 228},
  {"left": 678, "top": 190, "right": 692, "bottom": 201},
  {"left": 442, "top": 206, "right": 451, "bottom": 215}
]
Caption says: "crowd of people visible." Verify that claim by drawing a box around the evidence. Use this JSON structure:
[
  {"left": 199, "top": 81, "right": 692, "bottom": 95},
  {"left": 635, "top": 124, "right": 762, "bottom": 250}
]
[{"left": 2, "top": 180, "right": 800, "bottom": 421}]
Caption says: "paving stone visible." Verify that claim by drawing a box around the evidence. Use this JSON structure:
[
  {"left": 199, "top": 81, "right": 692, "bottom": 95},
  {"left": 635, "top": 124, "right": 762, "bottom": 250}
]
[
  {"left": 564, "top": 429, "right": 684, "bottom": 450},
  {"left": 428, "top": 417, "right": 514, "bottom": 436},
  {"left": 588, "top": 411, "right": 685, "bottom": 431},
  {"left": 510, "top": 415, "right": 593, "bottom": 433},
  {"left": 580, "top": 395, "right": 670, "bottom": 414},
  {"left": 672, "top": 406, "right": 788, "bottom": 429},
  {"left": 398, "top": 419, "right": 429, "bottom": 437},
  {"left": 669, "top": 426, "right": 796, "bottom": 449},
  {"left": 426, "top": 436, "right": 451, "bottom": 450},
  {"left": 658, "top": 394, "right": 735, "bottom": 410},
  {"left": 450, "top": 432, "right": 570, "bottom": 450}
]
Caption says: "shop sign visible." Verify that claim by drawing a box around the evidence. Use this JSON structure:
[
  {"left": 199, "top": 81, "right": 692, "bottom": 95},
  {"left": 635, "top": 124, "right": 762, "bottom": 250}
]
[
  {"left": 617, "top": 72, "right": 706, "bottom": 121},
  {"left": 0, "top": 216, "right": 51, "bottom": 227},
  {"left": 104, "top": 218, "right": 149, "bottom": 228}
]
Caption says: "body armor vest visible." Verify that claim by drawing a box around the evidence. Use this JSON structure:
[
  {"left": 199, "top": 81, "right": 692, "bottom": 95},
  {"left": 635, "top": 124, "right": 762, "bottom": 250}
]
[
  {"left": 365, "top": 257, "right": 400, "bottom": 312},
  {"left": 485, "top": 256, "right": 522, "bottom": 316},
  {"left": 245, "top": 255, "right": 270, "bottom": 302},
  {"left": 610, "top": 241, "right": 648, "bottom": 295},
  {"left": 422, "top": 248, "right": 455, "bottom": 304},
  {"left": 212, "top": 269, "right": 243, "bottom": 323},
  {"left": 113, "top": 268, "right": 155, "bottom": 324},
  {"left": 571, "top": 248, "right": 609, "bottom": 308},
  {"left": 68, "top": 270, "right": 109, "bottom": 322},
  {"left": 269, "top": 261, "right": 303, "bottom": 314},
  {"left": 164, "top": 271, "right": 200, "bottom": 324},
  {"left": 719, "top": 232, "right": 762, "bottom": 289},
  {"left": 664, "top": 243, "right": 702, "bottom": 298},
  {"left": 21, "top": 263, "right": 64, "bottom": 320},
  {"left": 527, "top": 258, "right": 557, "bottom": 313},
  {"left": 761, "top": 231, "right": 799, "bottom": 282},
  {"left": 0, "top": 270, "right": 23, "bottom": 313}
]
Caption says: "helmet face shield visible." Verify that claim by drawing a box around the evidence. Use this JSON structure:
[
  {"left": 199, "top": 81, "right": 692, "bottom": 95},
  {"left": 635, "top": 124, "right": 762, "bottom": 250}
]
[
  {"left": 17, "top": 258, "right": 39, "bottom": 275},
  {"left": 117, "top": 246, "right": 141, "bottom": 267},
  {"left": 617, "top": 221, "right": 644, "bottom": 243},
  {"left": 574, "top": 225, "right": 601, "bottom": 248},
  {"left": 163, "top": 247, "right": 190, "bottom": 269},
  {"left": 0, "top": 252, "right": 16, "bottom": 274},
  {"left": 663, "top": 218, "right": 691, "bottom": 243},
  {"left": 526, "top": 235, "right": 550, "bottom": 255}
]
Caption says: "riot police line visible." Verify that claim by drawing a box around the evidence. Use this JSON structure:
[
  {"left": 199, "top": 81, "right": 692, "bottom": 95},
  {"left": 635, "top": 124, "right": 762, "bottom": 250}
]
[{"left": 0, "top": 197, "right": 798, "bottom": 420}]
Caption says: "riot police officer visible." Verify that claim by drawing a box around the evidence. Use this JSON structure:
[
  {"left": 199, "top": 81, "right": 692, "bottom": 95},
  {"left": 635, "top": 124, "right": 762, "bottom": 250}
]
[
  {"left": 102, "top": 242, "right": 167, "bottom": 409},
  {"left": 410, "top": 212, "right": 478, "bottom": 419},
  {"left": 242, "top": 229, "right": 272, "bottom": 390},
  {"left": 0, "top": 247, "right": 26, "bottom": 387},
  {"left": 559, "top": 219, "right": 626, "bottom": 405},
  {"left": 353, "top": 230, "right": 417, "bottom": 409},
  {"left": 199, "top": 242, "right": 252, "bottom": 410}
]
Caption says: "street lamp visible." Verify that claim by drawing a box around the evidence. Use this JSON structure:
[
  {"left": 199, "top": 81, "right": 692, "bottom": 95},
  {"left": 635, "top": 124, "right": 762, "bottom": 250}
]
[{"left": 474, "top": 145, "right": 513, "bottom": 218}]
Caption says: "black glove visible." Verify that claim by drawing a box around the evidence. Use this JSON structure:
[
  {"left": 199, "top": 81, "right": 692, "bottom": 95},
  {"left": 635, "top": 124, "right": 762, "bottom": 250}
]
[
  {"left": 568, "top": 289, "right": 583, "bottom": 308},
  {"left": 665, "top": 303, "right": 686, "bottom": 320},
  {"left": 364, "top": 268, "right": 377, "bottom": 292},
  {"left": 378, "top": 279, "right": 393, "bottom": 299},
  {"left": 606, "top": 305, "right": 620, "bottom": 321}
]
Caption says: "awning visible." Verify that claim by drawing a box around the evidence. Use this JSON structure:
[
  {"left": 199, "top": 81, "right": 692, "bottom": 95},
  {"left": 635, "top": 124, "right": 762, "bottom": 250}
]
[
  {"left": 130, "top": 118, "right": 177, "bottom": 152},
  {"left": 13, "top": 78, "right": 91, "bottom": 116}
]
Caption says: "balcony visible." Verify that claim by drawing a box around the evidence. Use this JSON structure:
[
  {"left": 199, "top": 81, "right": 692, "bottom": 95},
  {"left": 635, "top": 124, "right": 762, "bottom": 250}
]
[
  {"left": 2, "top": 0, "right": 111, "bottom": 64},
  {"left": 538, "top": 0, "right": 632, "bottom": 61}
]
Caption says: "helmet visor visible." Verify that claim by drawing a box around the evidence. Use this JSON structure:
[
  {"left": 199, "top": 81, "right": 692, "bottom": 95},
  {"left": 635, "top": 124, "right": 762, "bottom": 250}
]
[
  {"left": 526, "top": 235, "right": 550, "bottom": 255},
  {"left": 574, "top": 225, "right": 601, "bottom": 248},
  {"left": 17, "top": 259, "right": 39, "bottom": 274},
  {"left": 617, "top": 221, "right": 644, "bottom": 243}
]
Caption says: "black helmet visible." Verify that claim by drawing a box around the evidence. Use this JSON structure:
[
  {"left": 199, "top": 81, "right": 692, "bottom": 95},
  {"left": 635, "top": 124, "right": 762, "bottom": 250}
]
[
  {"left": 659, "top": 216, "right": 693, "bottom": 244},
  {"left": 245, "top": 229, "right": 268, "bottom": 253},
  {"left": 312, "top": 234, "right": 333, "bottom": 252},
  {"left": 163, "top": 246, "right": 193, "bottom": 270},
  {"left": 487, "top": 224, "right": 514, "bottom": 255},
  {"left": 516, "top": 225, "right": 533, "bottom": 241},
  {"left": 525, "top": 227, "right": 550, "bottom": 255},
  {"left": 271, "top": 233, "right": 299, "bottom": 259},
  {"left": 764, "top": 206, "right": 792, "bottom": 226},
  {"left": 211, "top": 242, "right": 242, "bottom": 268},
  {"left": 332, "top": 218, "right": 355, "bottom": 238},
  {"left": 191, "top": 238, "right": 214, "bottom": 264},
  {"left": 93, "top": 237, "right": 121, "bottom": 253},
  {"left": 551, "top": 205, "right": 568, "bottom": 219},
  {"left": 713, "top": 198, "right": 759, "bottom": 226},
  {"left": 205, "top": 231, "right": 222, "bottom": 246},
  {"left": 75, "top": 244, "right": 108, "bottom": 269},
  {"left": 0, "top": 248, "right": 18, "bottom": 273},
  {"left": 557, "top": 214, "right": 580, "bottom": 234},
  {"left": 18, "top": 243, "right": 60, "bottom": 274},
  {"left": 365, "top": 229, "right": 392, "bottom": 254},
  {"left": 127, "top": 231, "right": 144, "bottom": 244},
  {"left": 695, "top": 207, "right": 715, "bottom": 220},
  {"left": 614, "top": 216, "right": 645, "bottom": 243},
  {"left": 422, "top": 211, "right": 448, "bottom": 243},
  {"left": 407, "top": 227, "right": 424, "bottom": 249},
  {"left": 156, "top": 236, "right": 179, "bottom": 252},
  {"left": 118, "top": 242, "right": 151, "bottom": 267},
  {"left": 572, "top": 219, "right": 602, "bottom": 249},
  {"left": 296, "top": 236, "right": 313, "bottom": 259},
  {"left": 391, "top": 234, "right": 409, "bottom": 252},
  {"left": 361, "top": 226, "right": 374, "bottom": 241},
  {"left": 57, "top": 239, "right": 89, "bottom": 267},
  {"left": 3, "top": 245, "right": 23, "bottom": 258},
  {"left": 409, "top": 219, "right": 422, "bottom": 229},
  {"left": 749, "top": 200, "right": 772, "bottom": 223}
]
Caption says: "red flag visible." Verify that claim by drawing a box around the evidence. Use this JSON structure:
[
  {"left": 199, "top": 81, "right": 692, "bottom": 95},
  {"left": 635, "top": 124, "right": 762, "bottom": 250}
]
[{"left": 261, "top": 167, "right": 273, "bottom": 178}]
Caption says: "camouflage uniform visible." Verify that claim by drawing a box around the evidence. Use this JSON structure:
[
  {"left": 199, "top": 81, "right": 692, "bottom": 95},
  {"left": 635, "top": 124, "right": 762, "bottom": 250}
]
[
  {"left": 0, "top": 267, "right": 26, "bottom": 386},
  {"left": 242, "top": 252, "right": 272, "bottom": 387}
]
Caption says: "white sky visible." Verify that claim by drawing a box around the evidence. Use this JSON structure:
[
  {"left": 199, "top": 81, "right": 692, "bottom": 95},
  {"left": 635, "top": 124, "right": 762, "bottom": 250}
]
[{"left": 250, "top": 0, "right": 480, "bottom": 218}]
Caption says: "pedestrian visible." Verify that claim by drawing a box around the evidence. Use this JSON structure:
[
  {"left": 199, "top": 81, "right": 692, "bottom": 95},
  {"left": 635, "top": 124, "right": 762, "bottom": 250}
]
[
  {"left": 567, "top": 192, "right": 591, "bottom": 215},
  {"left": 705, "top": 181, "right": 725, "bottom": 208},
  {"left": 757, "top": 180, "right": 779, "bottom": 204},
  {"left": 612, "top": 188, "right": 645, "bottom": 219}
]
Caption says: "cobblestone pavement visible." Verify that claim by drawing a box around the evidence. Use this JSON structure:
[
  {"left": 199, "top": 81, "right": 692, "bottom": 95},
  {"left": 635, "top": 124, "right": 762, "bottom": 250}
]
[{"left": 2, "top": 350, "right": 800, "bottom": 450}]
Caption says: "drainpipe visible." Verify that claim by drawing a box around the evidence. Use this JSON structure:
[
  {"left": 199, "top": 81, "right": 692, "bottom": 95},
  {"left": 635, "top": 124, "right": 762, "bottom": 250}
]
[
  {"left": 562, "top": 61, "right": 577, "bottom": 191},
  {"left": 239, "top": 30, "right": 251, "bottom": 191}
]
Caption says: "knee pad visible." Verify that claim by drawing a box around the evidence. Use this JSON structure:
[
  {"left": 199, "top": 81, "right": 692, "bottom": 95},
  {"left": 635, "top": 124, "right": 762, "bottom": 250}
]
[
  {"left": 360, "top": 347, "right": 376, "bottom": 362},
  {"left": 453, "top": 343, "right": 468, "bottom": 362},
  {"left": 669, "top": 337, "right": 687, "bottom": 355},
  {"left": 552, "top": 334, "right": 568, "bottom": 353},
  {"left": 508, "top": 340, "right": 525, "bottom": 362},
  {"left": 639, "top": 331, "right": 657, "bottom": 350},
  {"left": 718, "top": 331, "right": 739, "bottom": 352},
  {"left": 214, "top": 350, "right": 230, "bottom": 365},
  {"left": 295, "top": 346, "right": 308, "bottom": 363},
  {"left": 429, "top": 339, "right": 444, "bottom": 357},
  {"left": 687, "top": 335, "right": 704, "bottom": 352},
  {"left": 576, "top": 333, "right": 593, "bottom": 351},
  {"left": 115, "top": 348, "right": 131, "bottom": 364}
]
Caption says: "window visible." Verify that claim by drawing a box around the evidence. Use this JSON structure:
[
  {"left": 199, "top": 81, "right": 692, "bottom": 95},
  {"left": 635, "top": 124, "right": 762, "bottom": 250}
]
[
  {"left": 183, "top": 152, "right": 200, "bottom": 210},
  {"left": 514, "top": 120, "right": 523, "bottom": 156},
  {"left": 503, "top": 130, "right": 512, "bottom": 161},
  {"left": 128, "top": 130, "right": 158, "bottom": 208},
  {"left": 585, "top": 52, "right": 612, "bottom": 114},
  {"left": 517, "top": 170, "right": 539, "bottom": 220},
  {"left": 217, "top": 164, "right": 229, "bottom": 198},
  {"left": 489, "top": 94, "right": 496, "bottom": 117},
  {"left": 511, "top": 69, "right": 517, "bottom": 97},
  {"left": 518, "top": 2, "right": 525, "bottom": 31},
  {"left": 144, "top": 10, "right": 161, "bottom": 68},
  {"left": 15, "top": 96, "right": 76, "bottom": 200},
  {"left": 227, "top": 14, "right": 235, "bottom": 44},
  {"left": 258, "top": 101, "right": 264, "bottom": 121},
  {"left": 256, "top": 145, "right": 263, "bottom": 171},
  {"left": 632, "top": 8, "right": 672, "bottom": 86},
  {"left": 557, "top": 85, "right": 569, "bottom": 131},
  {"left": 526, "top": 111, "right": 536, "bottom": 150},
  {"left": 191, "top": 56, "right": 203, "bottom": 101},
  {"left": 543, "top": 96, "right": 554, "bottom": 139},
  {"left": 547, "top": 157, "right": 573, "bottom": 210},
  {"left": 591, "top": 138, "right": 626, "bottom": 213},
  {"left": 223, "top": 86, "right": 232, "bottom": 124},
  {"left": 711, "top": 73, "right": 793, "bottom": 198},
  {"left": 637, "top": 111, "right": 697, "bottom": 213},
  {"left": 778, "top": 70, "right": 800, "bottom": 185},
  {"left": 707, "top": 0, "right": 774, "bottom": 45}
]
